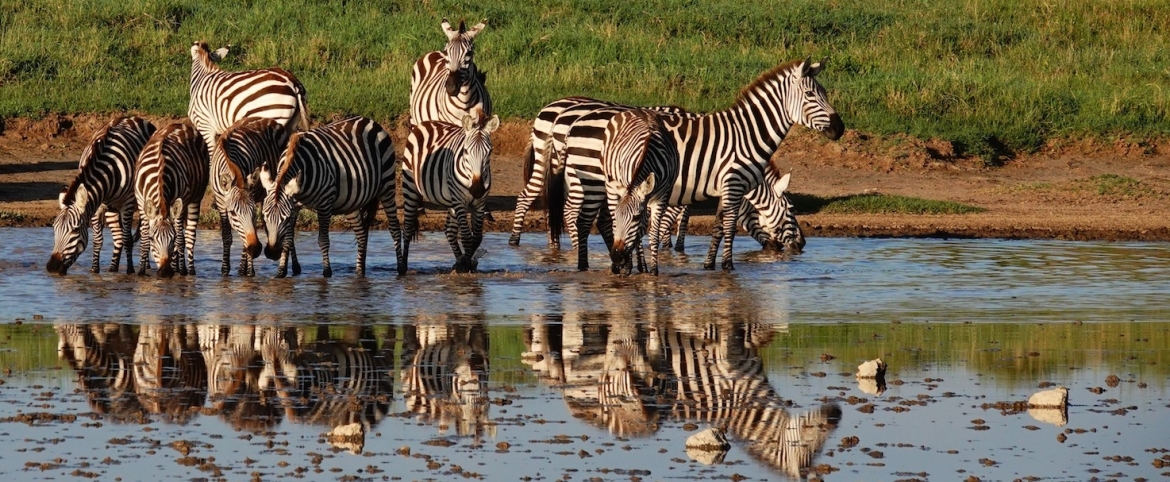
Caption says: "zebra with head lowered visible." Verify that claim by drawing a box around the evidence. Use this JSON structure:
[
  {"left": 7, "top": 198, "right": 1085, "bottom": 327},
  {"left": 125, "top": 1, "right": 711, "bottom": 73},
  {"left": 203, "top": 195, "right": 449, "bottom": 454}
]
[
  {"left": 135, "top": 122, "right": 210, "bottom": 278},
  {"left": 48, "top": 116, "right": 156, "bottom": 275},
  {"left": 260, "top": 116, "right": 401, "bottom": 278},
  {"left": 604, "top": 58, "right": 843, "bottom": 274},
  {"left": 211, "top": 117, "right": 292, "bottom": 277},
  {"left": 409, "top": 18, "right": 490, "bottom": 127},
  {"left": 401, "top": 110, "right": 500, "bottom": 274},
  {"left": 508, "top": 97, "right": 688, "bottom": 249}
]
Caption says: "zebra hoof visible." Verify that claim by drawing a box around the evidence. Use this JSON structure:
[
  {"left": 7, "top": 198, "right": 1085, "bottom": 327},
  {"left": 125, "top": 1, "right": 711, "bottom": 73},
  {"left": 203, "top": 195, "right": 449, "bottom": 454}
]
[
  {"left": 702, "top": 263, "right": 715, "bottom": 271},
  {"left": 507, "top": 235, "right": 520, "bottom": 246},
  {"left": 322, "top": 268, "right": 332, "bottom": 278}
]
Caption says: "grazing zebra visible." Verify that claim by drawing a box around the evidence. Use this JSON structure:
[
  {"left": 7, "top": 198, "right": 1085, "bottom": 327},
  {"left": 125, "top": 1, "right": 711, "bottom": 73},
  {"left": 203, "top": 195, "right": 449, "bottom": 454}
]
[
  {"left": 401, "top": 111, "right": 499, "bottom": 274},
  {"left": 508, "top": 96, "right": 689, "bottom": 248},
  {"left": 188, "top": 41, "right": 309, "bottom": 157},
  {"left": 409, "top": 18, "right": 491, "bottom": 127},
  {"left": 211, "top": 117, "right": 292, "bottom": 277},
  {"left": 48, "top": 116, "right": 156, "bottom": 275},
  {"left": 401, "top": 322, "right": 491, "bottom": 438},
  {"left": 259, "top": 116, "right": 401, "bottom": 278},
  {"left": 597, "top": 58, "right": 843, "bottom": 274},
  {"left": 134, "top": 122, "right": 210, "bottom": 278}
]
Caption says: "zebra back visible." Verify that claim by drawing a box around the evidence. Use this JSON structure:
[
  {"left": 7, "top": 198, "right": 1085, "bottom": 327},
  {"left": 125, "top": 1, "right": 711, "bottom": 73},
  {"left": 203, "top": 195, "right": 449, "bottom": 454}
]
[
  {"left": 134, "top": 122, "right": 210, "bottom": 277},
  {"left": 48, "top": 116, "right": 155, "bottom": 275},
  {"left": 409, "top": 18, "right": 491, "bottom": 126},
  {"left": 189, "top": 41, "right": 310, "bottom": 153}
]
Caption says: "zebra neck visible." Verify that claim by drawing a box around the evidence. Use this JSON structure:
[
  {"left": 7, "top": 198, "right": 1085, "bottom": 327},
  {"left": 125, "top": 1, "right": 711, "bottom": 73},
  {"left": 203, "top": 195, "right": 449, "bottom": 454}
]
[{"left": 712, "top": 89, "right": 797, "bottom": 162}]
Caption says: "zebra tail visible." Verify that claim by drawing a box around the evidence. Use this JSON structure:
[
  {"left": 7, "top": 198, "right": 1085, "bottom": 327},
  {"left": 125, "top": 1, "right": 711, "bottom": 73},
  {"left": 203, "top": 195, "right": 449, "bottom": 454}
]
[
  {"left": 296, "top": 90, "right": 311, "bottom": 132},
  {"left": 547, "top": 161, "right": 566, "bottom": 241}
]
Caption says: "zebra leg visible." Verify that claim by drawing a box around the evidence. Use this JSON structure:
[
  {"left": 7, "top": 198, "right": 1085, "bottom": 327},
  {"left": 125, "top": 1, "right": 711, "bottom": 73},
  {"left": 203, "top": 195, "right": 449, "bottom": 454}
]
[
  {"left": 184, "top": 202, "right": 199, "bottom": 276},
  {"left": 172, "top": 210, "right": 188, "bottom": 276},
  {"left": 90, "top": 207, "right": 105, "bottom": 273},
  {"left": 137, "top": 218, "right": 150, "bottom": 276},
  {"left": 659, "top": 206, "right": 679, "bottom": 251},
  {"left": 574, "top": 203, "right": 600, "bottom": 272},
  {"left": 444, "top": 208, "right": 464, "bottom": 261},
  {"left": 120, "top": 207, "right": 136, "bottom": 274},
  {"left": 290, "top": 237, "right": 301, "bottom": 276},
  {"left": 219, "top": 211, "right": 233, "bottom": 276},
  {"left": 509, "top": 148, "right": 544, "bottom": 246},
  {"left": 347, "top": 208, "right": 371, "bottom": 278},
  {"left": 645, "top": 202, "right": 667, "bottom": 276},
  {"left": 597, "top": 205, "right": 616, "bottom": 253},
  {"left": 675, "top": 206, "right": 691, "bottom": 253},
  {"left": 703, "top": 206, "right": 725, "bottom": 270},
  {"left": 399, "top": 171, "right": 422, "bottom": 275},
  {"left": 275, "top": 235, "right": 291, "bottom": 279},
  {"left": 467, "top": 203, "right": 487, "bottom": 271},
  {"left": 316, "top": 208, "right": 332, "bottom": 278},
  {"left": 717, "top": 193, "right": 744, "bottom": 272},
  {"left": 104, "top": 208, "right": 127, "bottom": 273}
]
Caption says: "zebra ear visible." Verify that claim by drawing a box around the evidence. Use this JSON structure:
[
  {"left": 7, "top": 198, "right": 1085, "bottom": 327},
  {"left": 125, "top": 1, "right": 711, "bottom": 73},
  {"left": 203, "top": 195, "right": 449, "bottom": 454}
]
[
  {"left": 462, "top": 114, "right": 478, "bottom": 133},
  {"left": 211, "top": 46, "right": 230, "bottom": 62},
  {"left": 58, "top": 188, "right": 68, "bottom": 208},
  {"left": 259, "top": 165, "right": 275, "bottom": 191},
  {"left": 801, "top": 58, "right": 823, "bottom": 78},
  {"left": 442, "top": 18, "right": 458, "bottom": 40},
  {"left": 772, "top": 173, "right": 792, "bottom": 198},
  {"left": 170, "top": 198, "right": 184, "bottom": 220},
  {"left": 483, "top": 115, "right": 500, "bottom": 134},
  {"left": 634, "top": 173, "right": 656, "bottom": 199},
  {"left": 467, "top": 19, "right": 487, "bottom": 38}
]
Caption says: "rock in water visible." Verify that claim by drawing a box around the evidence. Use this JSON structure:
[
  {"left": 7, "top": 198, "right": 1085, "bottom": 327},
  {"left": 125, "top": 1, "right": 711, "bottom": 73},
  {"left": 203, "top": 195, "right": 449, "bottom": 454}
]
[
  {"left": 857, "top": 358, "right": 887, "bottom": 379},
  {"left": 1028, "top": 386, "right": 1068, "bottom": 408},
  {"left": 685, "top": 427, "right": 730, "bottom": 465},
  {"left": 327, "top": 422, "right": 365, "bottom": 454}
]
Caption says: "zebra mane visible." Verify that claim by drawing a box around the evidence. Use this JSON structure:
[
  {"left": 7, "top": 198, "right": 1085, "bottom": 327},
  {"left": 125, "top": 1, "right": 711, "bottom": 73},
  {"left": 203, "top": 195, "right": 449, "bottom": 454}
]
[
  {"left": 62, "top": 117, "right": 123, "bottom": 205},
  {"left": 275, "top": 132, "right": 303, "bottom": 187},
  {"left": 733, "top": 59, "right": 806, "bottom": 108},
  {"left": 217, "top": 118, "right": 269, "bottom": 190},
  {"left": 153, "top": 123, "right": 188, "bottom": 215},
  {"left": 624, "top": 110, "right": 659, "bottom": 198}
]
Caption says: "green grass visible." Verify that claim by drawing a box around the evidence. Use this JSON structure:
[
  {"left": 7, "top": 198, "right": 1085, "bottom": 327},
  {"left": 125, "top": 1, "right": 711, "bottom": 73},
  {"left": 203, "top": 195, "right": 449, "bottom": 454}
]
[
  {"left": 1086, "top": 174, "right": 1147, "bottom": 197},
  {"left": 791, "top": 192, "right": 985, "bottom": 215},
  {"left": 1, "top": 0, "right": 1167, "bottom": 162}
]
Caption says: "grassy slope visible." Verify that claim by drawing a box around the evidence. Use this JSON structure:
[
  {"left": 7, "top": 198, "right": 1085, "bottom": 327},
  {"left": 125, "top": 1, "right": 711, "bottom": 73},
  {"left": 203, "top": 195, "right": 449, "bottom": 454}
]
[{"left": 0, "top": 0, "right": 1166, "bottom": 160}]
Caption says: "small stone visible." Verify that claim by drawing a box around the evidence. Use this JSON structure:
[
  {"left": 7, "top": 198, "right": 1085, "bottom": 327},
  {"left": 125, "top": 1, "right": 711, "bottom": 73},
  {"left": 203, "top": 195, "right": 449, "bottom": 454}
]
[
  {"left": 685, "top": 427, "right": 729, "bottom": 465},
  {"left": 1028, "top": 387, "right": 1068, "bottom": 408}
]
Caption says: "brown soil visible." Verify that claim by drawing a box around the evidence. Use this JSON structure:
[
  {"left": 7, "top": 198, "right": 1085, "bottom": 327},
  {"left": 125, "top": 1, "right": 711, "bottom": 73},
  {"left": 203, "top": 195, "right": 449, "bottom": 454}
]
[{"left": 3, "top": 113, "right": 1169, "bottom": 241}]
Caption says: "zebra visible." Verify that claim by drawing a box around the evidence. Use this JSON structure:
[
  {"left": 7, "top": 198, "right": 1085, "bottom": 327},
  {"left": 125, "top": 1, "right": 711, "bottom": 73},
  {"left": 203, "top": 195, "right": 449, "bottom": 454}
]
[
  {"left": 400, "top": 111, "right": 499, "bottom": 274},
  {"left": 132, "top": 321, "right": 208, "bottom": 423},
  {"left": 409, "top": 18, "right": 490, "bottom": 127},
  {"left": 56, "top": 323, "right": 144, "bottom": 421},
  {"left": 134, "top": 122, "right": 210, "bottom": 278},
  {"left": 401, "top": 322, "right": 491, "bottom": 438},
  {"left": 48, "top": 116, "right": 156, "bottom": 275},
  {"left": 596, "top": 58, "right": 843, "bottom": 274},
  {"left": 508, "top": 96, "right": 689, "bottom": 248},
  {"left": 188, "top": 41, "right": 309, "bottom": 156},
  {"left": 662, "top": 321, "right": 841, "bottom": 478},
  {"left": 259, "top": 115, "right": 401, "bottom": 278},
  {"left": 210, "top": 117, "right": 292, "bottom": 277}
]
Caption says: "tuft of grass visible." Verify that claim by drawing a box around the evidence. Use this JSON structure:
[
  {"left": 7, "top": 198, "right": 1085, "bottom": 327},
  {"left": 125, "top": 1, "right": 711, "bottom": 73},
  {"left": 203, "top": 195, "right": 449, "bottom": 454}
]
[
  {"left": 1086, "top": 174, "right": 1146, "bottom": 197},
  {"left": 791, "top": 193, "right": 985, "bottom": 215},
  {"left": 0, "top": 211, "right": 29, "bottom": 222}
]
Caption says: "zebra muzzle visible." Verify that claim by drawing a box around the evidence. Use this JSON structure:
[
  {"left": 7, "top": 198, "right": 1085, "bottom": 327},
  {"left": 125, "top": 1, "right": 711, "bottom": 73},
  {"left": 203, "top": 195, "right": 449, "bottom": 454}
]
[
  {"left": 46, "top": 252, "right": 69, "bottom": 275},
  {"left": 264, "top": 243, "right": 282, "bottom": 261},
  {"left": 245, "top": 233, "right": 262, "bottom": 259},
  {"left": 157, "top": 258, "right": 175, "bottom": 278},
  {"left": 469, "top": 177, "right": 487, "bottom": 200},
  {"left": 823, "top": 113, "right": 845, "bottom": 141}
]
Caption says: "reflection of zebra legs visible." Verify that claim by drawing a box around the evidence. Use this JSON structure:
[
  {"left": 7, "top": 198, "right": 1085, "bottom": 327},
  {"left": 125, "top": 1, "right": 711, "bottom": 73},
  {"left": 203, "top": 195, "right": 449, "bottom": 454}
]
[
  {"left": 402, "top": 323, "right": 490, "bottom": 438},
  {"left": 132, "top": 323, "right": 208, "bottom": 421},
  {"left": 56, "top": 323, "right": 143, "bottom": 419}
]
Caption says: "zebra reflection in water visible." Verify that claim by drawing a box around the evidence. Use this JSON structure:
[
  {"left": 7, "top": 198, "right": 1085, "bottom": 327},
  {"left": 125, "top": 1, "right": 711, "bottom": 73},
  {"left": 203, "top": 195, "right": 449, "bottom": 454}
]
[
  {"left": 523, "top": 279, "right": 840, "bottom": 478},
  {"left": 56, "top": 324, "right": 146, "bottom": 423},
  {"left": 132, "top": 321, "right": 208, "bottom": 424}
]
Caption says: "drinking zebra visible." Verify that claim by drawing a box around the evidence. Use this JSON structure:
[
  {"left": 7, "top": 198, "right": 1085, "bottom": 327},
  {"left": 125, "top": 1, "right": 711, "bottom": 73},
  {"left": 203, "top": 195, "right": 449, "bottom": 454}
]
[
  {"left": 409, "top": 18, "right": 490, "bottom": 126},
  {"left": 508, "top": 97, "right": 689, "bottom": 249},
  {"left": 259, "top": 116, "right": 401, "bottom": 278},
  {"left": 603, "top": 58, "right": 843, "bottom": 273},
  {"left": 401, "top": 322, "right": 491, "bottom": 438},
  {"left": 134, "top": 122, "right": 210, "bottom": 278},
  {"left": 188, "top": 41, "right": 309, "bottom": 155},
  {"left": 133, "top": 321, "right": 208, "bottom": 422},
  {"left": 48, "top": 116, "right": 156, "bottom": 275},
  {"left": 211, "top": 117, "right": 292, "bottom": 277},
  {"left": 400, "top": 111, "right": 499, "bottom": 274}
]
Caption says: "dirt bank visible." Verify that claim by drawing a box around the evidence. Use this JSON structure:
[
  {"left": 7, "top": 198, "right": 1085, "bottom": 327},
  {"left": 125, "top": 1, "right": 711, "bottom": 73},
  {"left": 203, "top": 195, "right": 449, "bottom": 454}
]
[{"left": 2, "top": 113, "right": 1168, "bottom": 241}]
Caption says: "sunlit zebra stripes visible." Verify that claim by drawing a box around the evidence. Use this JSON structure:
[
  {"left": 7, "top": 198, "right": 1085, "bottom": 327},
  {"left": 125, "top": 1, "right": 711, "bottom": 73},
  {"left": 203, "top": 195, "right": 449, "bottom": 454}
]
[
  {"left": 188, "top": 41, "right": 309, "bottom": 158},
  {"left": 134, "top": 122, "right": 210, "bottom": 278},
  {"left": 260, "top": 116, "right": 401, "bottom": 278},
  {"left": 48, "top": 116, "right": 156, "bottom": 275},
  {"left": 409, "top": 19, "right": 491, "bottom": 127},
  {"left": 400, "top": 112, "right": 499, "bottom": 274}
]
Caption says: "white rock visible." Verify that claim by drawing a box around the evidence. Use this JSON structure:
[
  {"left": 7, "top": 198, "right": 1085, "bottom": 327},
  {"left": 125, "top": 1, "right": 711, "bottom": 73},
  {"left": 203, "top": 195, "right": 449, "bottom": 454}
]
[
  {"left": 856, "top": 358, "right": 887, "bottom": 379},
  {"left": 1027, "top": 387, "right": 1068, "bottom": 408},
  {"left": 685, "top": 427, "right": 730, "bottom": 465},
  {"left": 327, "top": 422, "right": 365, "bottom": 454},
  {"left": 1027, "top": 407, "right": 1068, "bottom": 427}
]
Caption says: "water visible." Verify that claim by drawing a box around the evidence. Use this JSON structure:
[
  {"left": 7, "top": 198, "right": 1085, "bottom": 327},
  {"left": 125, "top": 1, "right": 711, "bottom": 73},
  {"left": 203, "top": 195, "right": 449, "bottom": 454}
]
[{"left": 1, "top": 228, "right": 1169, "bottom": 480}]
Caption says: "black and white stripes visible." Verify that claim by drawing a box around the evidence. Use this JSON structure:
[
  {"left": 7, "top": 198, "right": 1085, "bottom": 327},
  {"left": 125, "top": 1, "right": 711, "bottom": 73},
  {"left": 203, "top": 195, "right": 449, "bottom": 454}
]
[
  {"left": 409, "top": 19, "right": 491, "bottom": 127},
  {"left": 48, "top": 116, "right": 156, "bottom": 275},
  {"left": 259, "top": 116, "right": 400, "bottom": 278},
  {"left": 134, "top": 122, "right": 210, "bottom": 278}
]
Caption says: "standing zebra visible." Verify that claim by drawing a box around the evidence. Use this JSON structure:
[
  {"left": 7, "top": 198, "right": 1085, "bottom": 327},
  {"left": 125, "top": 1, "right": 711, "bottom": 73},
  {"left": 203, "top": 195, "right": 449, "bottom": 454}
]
[
  {"left": 48, "top": 116, "right": 156, "bottom": 275},
  {"left": 600, "top": 58, "right": 843, "bottom": 274},
  {"left": 260, "top": 116, "right": 401, "bottom": 278},
  {"left": 135, "top": 122, "right": 210, "bottom": 278},
  {"left": 508, "top": 97, "right": 688, "bottom": 248},
  {"left": 409, "top": 18, "right": 491, "bottom": 127},
  {"left": 401, "top": 111, "right": 500, "bottom": 274},
  {"left": 188, "top": 41, "right": 309, "bottom": 154},
  {"left": 211, "top": 117, "right": 292, "bottom": 277}
]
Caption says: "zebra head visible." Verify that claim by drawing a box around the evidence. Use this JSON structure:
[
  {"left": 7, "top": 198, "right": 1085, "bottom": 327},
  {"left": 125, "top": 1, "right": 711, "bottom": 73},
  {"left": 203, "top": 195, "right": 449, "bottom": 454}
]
[
  {"left": 752, "top": 172, "right": 805, "bottom": 254},
  {"left": 260, "top": 137, "right": 302, "bottom": 261},
  {"left": 610, "top": 173, "right": 656, "bottom": 275},
  {"left": 190, "top": 41, "right": 230, "bottom": 68},
  {"left": 47, "top": 184, "right": 94, "bottom": 275},
  {"left": 144, "top": 198, "right": 183, "bottom": 278},
  {"left": 214, "top": 122, "right": 283, "bottom": 262},
  {"left": 459, "top": 111, "right": 498, "bottom": 200},
  {"left": 785, "top": 59, "right": 845, "bottom": 141},
  {"left": 440, "top": 18, "right": 486, "bottom": 95}
]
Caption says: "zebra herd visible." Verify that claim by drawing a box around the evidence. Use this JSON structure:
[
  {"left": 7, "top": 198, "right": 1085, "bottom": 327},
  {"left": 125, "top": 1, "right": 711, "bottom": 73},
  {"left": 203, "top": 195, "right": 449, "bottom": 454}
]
[{"left": 48, "top": 17, "right": 844, "bottom": 278}]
